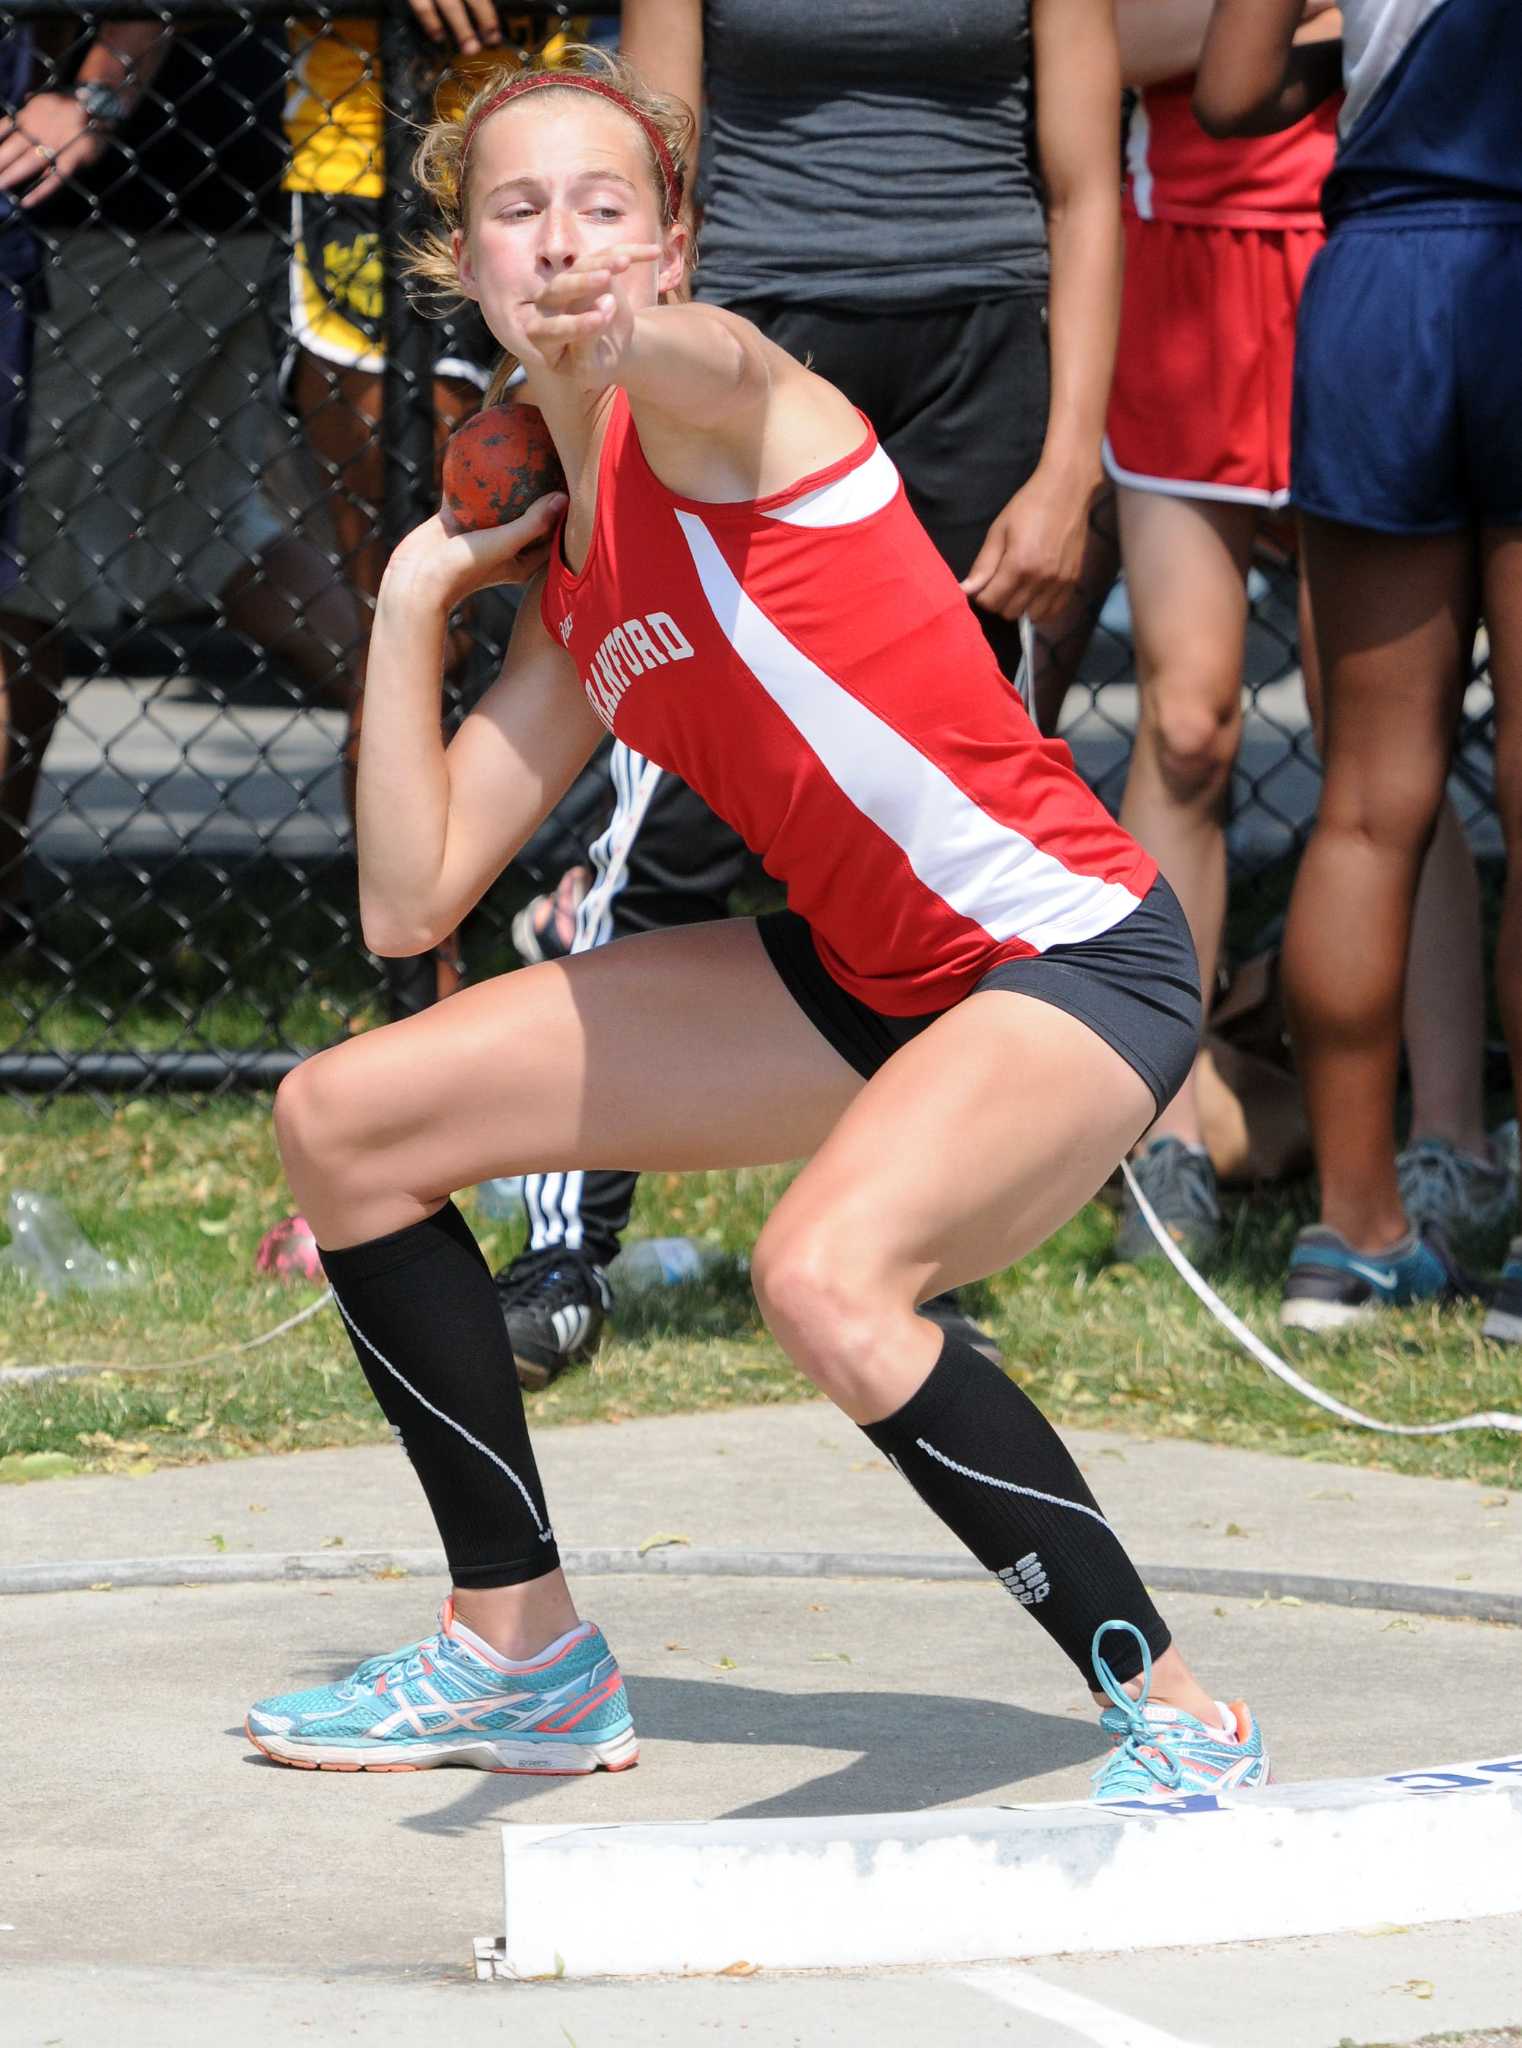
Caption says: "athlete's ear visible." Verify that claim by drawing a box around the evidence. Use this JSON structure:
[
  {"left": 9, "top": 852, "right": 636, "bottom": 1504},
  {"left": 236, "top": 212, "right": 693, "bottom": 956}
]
[
  {"left": 656, "top": 219, "right": 689, "bottom": 301},
  {"left": 452, "top": 226, "right": 479, "bottom": 301}
]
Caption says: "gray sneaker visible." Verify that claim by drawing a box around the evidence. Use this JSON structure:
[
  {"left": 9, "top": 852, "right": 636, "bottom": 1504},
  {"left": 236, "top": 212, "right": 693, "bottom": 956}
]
[
  {"left": 1396, "top": 1135, "right": 1515, "bottom": 1242},
  {"left": 1113, "top": 1138, "right": 1222, "bottom": 1264}
]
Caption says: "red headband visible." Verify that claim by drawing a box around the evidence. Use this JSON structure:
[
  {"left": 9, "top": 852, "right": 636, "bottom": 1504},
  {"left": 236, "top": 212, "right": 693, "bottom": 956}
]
[{"left": 459, "top": 74, "right": 684, "bottom": 221}]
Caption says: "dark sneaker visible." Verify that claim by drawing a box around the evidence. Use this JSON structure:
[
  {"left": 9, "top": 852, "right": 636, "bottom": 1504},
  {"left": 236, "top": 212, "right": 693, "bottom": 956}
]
[
  {"left": 494, "top": 1245, "right": 613, "bottom": 1389},
  {"left": 918, "top": 1290, "right": 1003, "bottom": 1366},
  {"left": 1482, "top": 1235, "right": 1522, "bottom": 1344},
  {"left": 510, "top": 865, "right": 590, "bottom": 966},
  {"left": 1113, "top": 1138, "right": 1222, "bottom": 1264},
  {"left": 1280, "top": 1224, "right": 1461, "bottom": 1332},
  {"left": 1397, "top": 1136, "right": 1515, "bottom": 1242}
]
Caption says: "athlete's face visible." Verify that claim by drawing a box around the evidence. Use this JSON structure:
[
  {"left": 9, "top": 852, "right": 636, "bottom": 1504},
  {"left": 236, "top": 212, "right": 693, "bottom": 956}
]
[{"left": 453, "top": 97, "right": 686, "bottom": 353}]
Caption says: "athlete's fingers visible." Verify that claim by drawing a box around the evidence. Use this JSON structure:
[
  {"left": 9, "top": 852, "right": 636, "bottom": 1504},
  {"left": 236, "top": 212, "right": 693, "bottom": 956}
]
[{"left": 522, "top": 304, "right": 616, "bottom": 344}]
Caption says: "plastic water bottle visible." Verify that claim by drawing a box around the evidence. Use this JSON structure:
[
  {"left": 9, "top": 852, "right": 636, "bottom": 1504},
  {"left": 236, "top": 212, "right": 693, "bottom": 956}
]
[
  {"left": 609, "top": 1236, "right": 744, "bottom": 1291},
  {"left": 0, "top": 1190, "right": 130, "bottom": 1295},
  {"left": 475, "top": 1175, "right": 526, "bottom": 1222}
]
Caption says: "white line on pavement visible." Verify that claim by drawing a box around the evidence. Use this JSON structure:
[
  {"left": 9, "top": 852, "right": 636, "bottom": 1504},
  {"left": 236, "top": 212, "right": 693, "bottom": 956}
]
[{"left": 951, "top": 1967, "right": 1217, "bottom": 2048}]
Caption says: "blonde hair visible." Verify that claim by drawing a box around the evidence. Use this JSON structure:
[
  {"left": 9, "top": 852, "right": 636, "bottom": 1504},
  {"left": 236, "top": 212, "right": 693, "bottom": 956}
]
[{"left": 407, "top": 43, "right": 697, "bottom": 402}]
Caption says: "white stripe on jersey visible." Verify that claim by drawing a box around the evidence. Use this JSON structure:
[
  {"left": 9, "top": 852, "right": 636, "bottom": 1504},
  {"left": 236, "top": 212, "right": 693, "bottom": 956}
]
[
  {"left": 673, "top": 511, "right": 1143, "bottom": 953},
  {"left": 1126, "top": 95, "right": 1155, "bottom": 221},
  {"left": 762, "top": 444, "right": 901, "bottom": 527}
]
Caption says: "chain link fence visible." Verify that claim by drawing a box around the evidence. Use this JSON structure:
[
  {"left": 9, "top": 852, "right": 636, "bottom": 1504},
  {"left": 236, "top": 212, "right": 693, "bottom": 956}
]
[{"left": 0, "top": 2, "right": 1497, "bottom": 1099}]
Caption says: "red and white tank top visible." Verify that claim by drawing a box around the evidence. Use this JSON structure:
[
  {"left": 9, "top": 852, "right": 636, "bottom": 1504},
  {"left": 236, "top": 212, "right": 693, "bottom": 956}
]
[
  {"left": 540, "top": 393, "right": 1157, "bottom": 1016},
  {"left": 1126, "top": 76, "right": 1338, "bottom": 230}
]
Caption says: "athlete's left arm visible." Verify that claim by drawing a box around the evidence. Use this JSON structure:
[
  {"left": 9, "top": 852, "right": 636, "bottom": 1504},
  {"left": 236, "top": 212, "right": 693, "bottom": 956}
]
[
  {"left": 1195, "top": 0, "right": 1344, "bottom": 137},
  {"left": 959, "top": 0, "right": 1120, "bottom": 625}
]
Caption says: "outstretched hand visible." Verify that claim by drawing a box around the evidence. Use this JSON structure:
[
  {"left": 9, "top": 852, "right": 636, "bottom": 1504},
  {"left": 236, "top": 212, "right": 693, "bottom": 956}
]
[
  {"left": 518, "top": 244, "right": 662, "bottom": 390},
  {"left": 385, "top": 488, "right": 567, "bottom": 611},
  {"left": 0, "top": 93, "right": 110, "bottom": 209}
]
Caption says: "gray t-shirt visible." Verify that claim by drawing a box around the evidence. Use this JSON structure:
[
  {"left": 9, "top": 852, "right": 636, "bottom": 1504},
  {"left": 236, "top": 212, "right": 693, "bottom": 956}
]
[{"left": 693, "top": 0, "right": 1047, "bottom": 313}]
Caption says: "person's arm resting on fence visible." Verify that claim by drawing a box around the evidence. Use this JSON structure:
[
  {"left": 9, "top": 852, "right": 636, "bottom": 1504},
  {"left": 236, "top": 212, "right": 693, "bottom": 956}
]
[
  {"left": 1194, "top": 0, "right": 1343, "bottom": 137},
  {"left": 358, "top": 503, "right": 604, "bottom": 958},
  {"left": 958, "top": 0, "right": 1121, "bottom": 624},
  {"left": 0, "top": 19, "right": 174, "bottom": 209}
]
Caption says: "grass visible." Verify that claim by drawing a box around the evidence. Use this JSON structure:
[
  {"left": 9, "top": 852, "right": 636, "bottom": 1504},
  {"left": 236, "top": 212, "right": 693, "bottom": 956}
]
[{"left": 0, "top": 1096, "right": 1519, "bottom": 1493}]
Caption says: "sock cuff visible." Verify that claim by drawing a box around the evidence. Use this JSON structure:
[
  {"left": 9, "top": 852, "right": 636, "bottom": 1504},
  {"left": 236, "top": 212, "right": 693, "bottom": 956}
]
[{"left": 319, "top": 1200, "right": 480, "bottom": 1285}]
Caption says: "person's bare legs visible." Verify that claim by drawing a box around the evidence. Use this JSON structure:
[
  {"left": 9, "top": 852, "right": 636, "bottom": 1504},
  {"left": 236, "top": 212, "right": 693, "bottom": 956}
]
[
  {"left": 1117, "top": 488, "right": 1257, "bottom": 1149},
  {"left": 750, "top": 986, "right": 1214, "bottom": 1720},
  {"left": 1298, "top": 561, "right": 1490, "bottom": 1163},
  {"left": 0, "top": 612, "right": 65, "bottom": 924},
  {"left": 276, "top": 918, "right": 1222, "bottom": 1713},
  {"left": 1285, "top": 518, "right": 1474, "bottom": 1249},
  {"left": 1482, "top": 527, "right": 1522, "bottom": 1130}
]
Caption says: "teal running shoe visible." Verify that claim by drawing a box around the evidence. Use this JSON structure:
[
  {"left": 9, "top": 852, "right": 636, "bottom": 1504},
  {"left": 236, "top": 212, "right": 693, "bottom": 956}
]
[
  {"left": 1279, "top": 1223, "right": 1461, "bottom": 1332},
  {"left": 1089, "top": 1620, "right": 1270, "bottom": 1806},
  {"left": 246, "top": 1599, "right": 638, "bottom": 1775}
]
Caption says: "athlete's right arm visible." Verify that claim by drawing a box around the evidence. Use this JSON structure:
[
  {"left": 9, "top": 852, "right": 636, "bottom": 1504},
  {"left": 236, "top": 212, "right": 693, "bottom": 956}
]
[{"left": 358, "top": 506, "right": 605, "bottom": 958}]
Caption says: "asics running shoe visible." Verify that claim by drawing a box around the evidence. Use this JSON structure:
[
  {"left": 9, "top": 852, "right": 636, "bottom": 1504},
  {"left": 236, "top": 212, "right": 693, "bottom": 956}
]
[
  {"left": 1397, "top": 1135, "right": 1515, "bottom": 1243},
  {"left": 245, "top": 1600, "right": 638, "bottom": 1774},
  {"left": 510, "top": 865, "right": 590, "bottom": 965},
  {"left": 1279, "top": 1223, "right": 1461, "bottom": 1330},
  {"left": 1089, "top": 1619, "right": 1269, "bottom": 1806},
  {"left": 1113, "top": 1138, "right": 1223, "bottom": 1265},
  {"left": 494, "top": 1245, "right": 613, "bottom": 1388}
]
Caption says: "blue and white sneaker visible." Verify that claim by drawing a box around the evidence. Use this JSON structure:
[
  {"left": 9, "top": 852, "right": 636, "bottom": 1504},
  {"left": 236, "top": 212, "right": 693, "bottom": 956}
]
[
  {"left": 1483, "top": 1235, "right": 1522, "bottom": 1344},
  {"left": 1279, "top": 1223, "right": 1461, "bottom": 1331},
  {"left": 246, "top": 1599, "right": 638, "bottom": 1775},
  {"left": 1090, "top": 1620, "right": 1270, "bottom": 1806}
]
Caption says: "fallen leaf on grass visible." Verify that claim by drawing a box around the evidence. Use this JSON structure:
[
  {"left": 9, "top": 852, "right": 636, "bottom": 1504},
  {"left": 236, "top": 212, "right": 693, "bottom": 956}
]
[
  {"left": 197, "top": 1218, "right": 232, "bottom": 1238},
  {"left": 638, "top": 1532, "right": 691, "bottom": 1555}
]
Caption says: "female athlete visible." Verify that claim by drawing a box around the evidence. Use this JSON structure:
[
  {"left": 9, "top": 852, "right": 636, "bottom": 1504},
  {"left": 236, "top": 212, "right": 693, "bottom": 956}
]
[{"left": 245, "top": 49, "right": 1270, "bottom": 1804}]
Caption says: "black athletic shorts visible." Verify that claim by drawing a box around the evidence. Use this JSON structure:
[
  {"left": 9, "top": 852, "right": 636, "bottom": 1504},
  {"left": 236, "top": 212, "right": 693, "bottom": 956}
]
[{"left": 757, "top": 873, "right": 1200, "bottom": 1117}]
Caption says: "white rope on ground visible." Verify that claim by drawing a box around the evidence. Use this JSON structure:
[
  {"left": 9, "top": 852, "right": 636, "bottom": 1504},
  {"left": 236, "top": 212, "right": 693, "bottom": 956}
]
[
  {"left": 0, "top": 1288, "right": 334, "bottom": 1389},
  {"left": 1122, "top": 1159, "right": 1522, "bottom": 1438}
]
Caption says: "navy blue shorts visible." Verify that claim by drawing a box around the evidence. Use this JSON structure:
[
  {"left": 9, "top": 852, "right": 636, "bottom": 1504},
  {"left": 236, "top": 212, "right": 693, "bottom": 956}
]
[
  {"left": 758, "top": 874, "right": 1201, "bottom": 1118},
  {"left": 1292, "top": 213, "right": 1522, "bottom": 535}
]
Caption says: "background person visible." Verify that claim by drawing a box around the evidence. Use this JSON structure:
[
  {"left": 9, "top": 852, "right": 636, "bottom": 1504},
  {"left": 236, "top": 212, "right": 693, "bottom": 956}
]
[
  {"left": 0, "top": 17, "right": 171, "bottom": 949},
  {"left": 1103, "top": 1, "right": 1339, "bottom": 1262},
  {"left": 487, "top": 0, "right": 1128, "bottom": 1386},
  {"left": 1196, "top": 0, "right": 1522, "bottom": 1330}
]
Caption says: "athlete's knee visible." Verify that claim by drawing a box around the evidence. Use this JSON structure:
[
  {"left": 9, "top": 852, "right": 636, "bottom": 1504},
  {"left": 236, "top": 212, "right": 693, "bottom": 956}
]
[
  {"left": 273, "top": 1046, "right": 372, "bottom": 1179},
  {"left": 750, "top": 1220, "right": 893, "bottom": 1390},
  {"left": 1139, "top": 675, "right": 1242, "bottom": 805}
]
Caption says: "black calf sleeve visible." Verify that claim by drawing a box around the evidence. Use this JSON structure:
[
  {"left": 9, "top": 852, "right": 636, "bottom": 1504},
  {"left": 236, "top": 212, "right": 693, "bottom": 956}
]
[
  {"left": 862, "top": 1333, "right": 1170, "bottom": 1685},
  {"left": 318, "top": 1203, "right": 559, "bottom": 1588}
]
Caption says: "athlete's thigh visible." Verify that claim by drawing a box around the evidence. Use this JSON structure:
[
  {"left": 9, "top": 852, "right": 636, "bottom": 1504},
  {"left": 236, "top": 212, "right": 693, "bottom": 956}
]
[
  {"left": 1118, "top": 487, "right": 1257, "bottom": 694},
  {"left": 765, "top": 987, "right": 1156, "bottom": 1301},
  {"left": 1301, "top": 517, "right": 1473, "bottom": 833},
  {"left": 305, "top": 917, "right": 861, "bottom": 1198}
]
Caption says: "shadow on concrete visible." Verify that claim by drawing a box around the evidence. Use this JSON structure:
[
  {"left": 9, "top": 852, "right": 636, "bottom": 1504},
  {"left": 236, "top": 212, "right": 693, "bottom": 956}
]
[{"left": 300, "top": 1674, "right": 1108, "bottom": 1837}]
